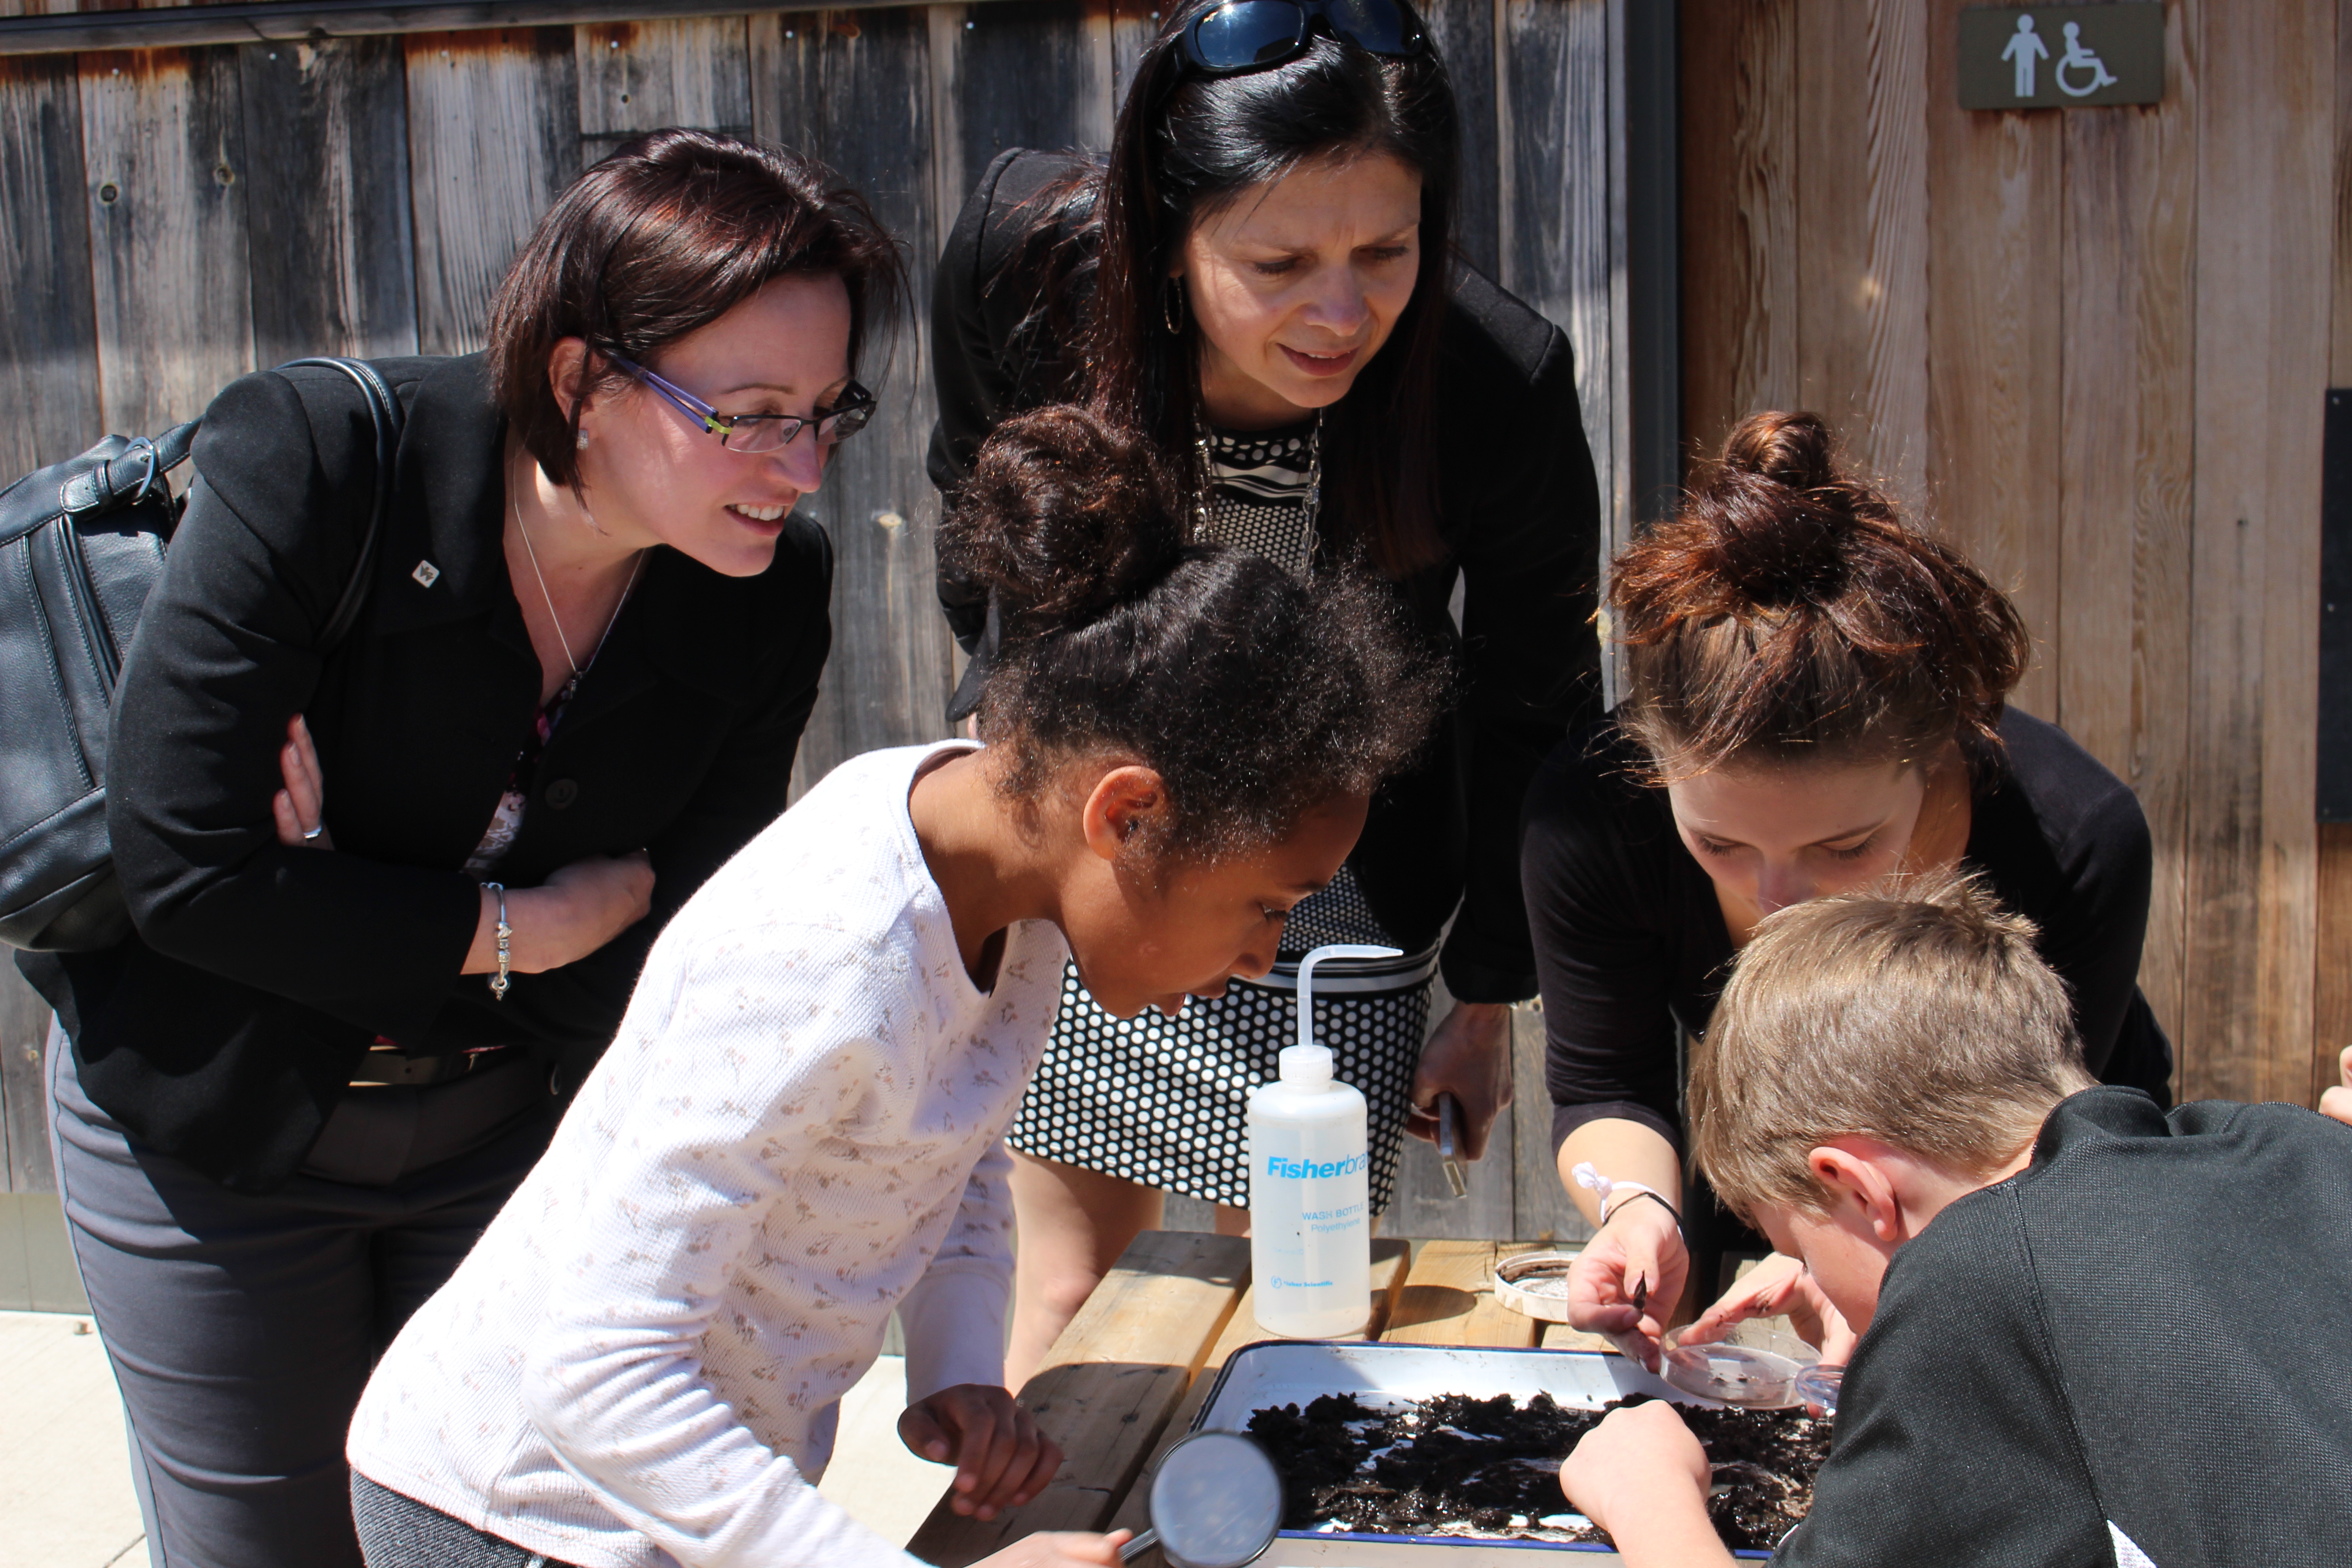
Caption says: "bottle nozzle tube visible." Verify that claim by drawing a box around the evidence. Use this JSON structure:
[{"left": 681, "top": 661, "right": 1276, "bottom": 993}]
[{"left": 1295, "top": 943, "right": 1403, "bottom": 1054}]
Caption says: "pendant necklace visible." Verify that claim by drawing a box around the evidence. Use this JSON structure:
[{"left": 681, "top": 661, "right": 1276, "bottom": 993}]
[
  {"left": 1195, "top": 407, "right": 1323, "bottom": 577},
  {"left": 512, "top": 472, "right": 647, "bottom": 705}
]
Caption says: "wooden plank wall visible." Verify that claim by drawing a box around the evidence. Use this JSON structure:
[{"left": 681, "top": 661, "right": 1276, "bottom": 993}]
[
  {"left": 0, "top": 0, "right": 1629, "bottom": 1246},
  {"left": 1681, "top": 0, "right": 2342, "bottom": 1107}
]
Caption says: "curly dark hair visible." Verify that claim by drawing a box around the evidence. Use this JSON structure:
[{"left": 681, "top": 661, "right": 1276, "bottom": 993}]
[
  {"left": 1609, "top": 410, "right": 2031, "bottom": 783},
  {"left": 938, "top": 405, "right": 1446, "bottom": 859}
]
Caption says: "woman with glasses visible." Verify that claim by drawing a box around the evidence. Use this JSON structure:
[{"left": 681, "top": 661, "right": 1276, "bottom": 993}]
[
  {"left": 19, "top": 129, "right": 900, "bottom": 1568},
  {"left": 928, "top": 0, "right": 1602, "bottom": 1376}
]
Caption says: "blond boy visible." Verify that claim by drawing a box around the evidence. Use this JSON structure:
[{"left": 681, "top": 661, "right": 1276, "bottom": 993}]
[{"left": 1559, "top": 872, "right": 2352, "bottom": 1567}]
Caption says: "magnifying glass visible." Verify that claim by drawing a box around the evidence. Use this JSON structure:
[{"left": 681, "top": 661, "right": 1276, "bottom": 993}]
[{"left": 1119, "top": 1431, "right": 1285, "bottom": 1568}]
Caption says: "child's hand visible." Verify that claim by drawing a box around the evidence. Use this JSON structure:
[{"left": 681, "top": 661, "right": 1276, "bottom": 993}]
[
  {"left": 2322, "top": 1045, "right": 2352, "bottom": 1128},
  {"left": 1559, "top": 1403, "right": 1728, "bottom": 1565},
  {"left": 1681, "top": 1251, "right": 1860, "bottom": 1364},
  {"left": 974, "top": 1530, "right": 1132, "bottom": 1568},
  {"left": 899, "top": 1383, "right": 1063, "bottom": 1520}
]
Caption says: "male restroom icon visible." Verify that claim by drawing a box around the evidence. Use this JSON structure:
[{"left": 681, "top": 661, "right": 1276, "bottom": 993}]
[{"left": 2002, "top": 14, "right": 2048, "bottom": 99}]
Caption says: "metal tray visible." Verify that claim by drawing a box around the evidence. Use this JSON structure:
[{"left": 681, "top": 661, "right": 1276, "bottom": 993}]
[{"left": 1188, "top": 1340, "right": 1774, "bottom": 1563}]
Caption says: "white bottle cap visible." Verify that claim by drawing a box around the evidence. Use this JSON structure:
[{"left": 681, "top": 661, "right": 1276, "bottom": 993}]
[{"left": 1279, "top": 1044, "right": 1335, "bottom": 1085}]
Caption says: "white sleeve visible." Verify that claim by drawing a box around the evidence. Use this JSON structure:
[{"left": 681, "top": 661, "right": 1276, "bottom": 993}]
[
  {"left": 518, "top": 936, "right": 925, "bottom": 1568},
  {"left": 897, "top": 1136, "right": 1016, "bottom": 1401}
]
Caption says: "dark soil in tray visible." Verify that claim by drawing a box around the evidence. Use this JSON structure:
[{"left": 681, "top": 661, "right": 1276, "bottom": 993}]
[{"left": 1246, "top": 1391, "right": 1830, "bottom": 1554}]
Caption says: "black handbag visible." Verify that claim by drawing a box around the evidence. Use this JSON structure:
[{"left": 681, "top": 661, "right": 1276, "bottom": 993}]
[{"left": 0, "top": 358, "right": 404, "bottom": 952}]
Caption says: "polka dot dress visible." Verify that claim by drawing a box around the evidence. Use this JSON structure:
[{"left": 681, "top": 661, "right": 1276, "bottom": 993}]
[{"left": 1007, "top": 419, "right": 1441, "bottom": 1216}]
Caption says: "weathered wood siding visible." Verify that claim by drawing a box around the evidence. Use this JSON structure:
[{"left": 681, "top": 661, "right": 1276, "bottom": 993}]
[
  {"left": 1682, "top": 0, "right": 2343, "bottom": 1108},
  {"left": 0, "top": 0, "right": 1632, "bottom": 1259}
]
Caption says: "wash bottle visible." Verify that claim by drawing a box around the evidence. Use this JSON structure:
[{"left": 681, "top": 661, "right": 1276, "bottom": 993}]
[{"left": 1247, "top": 944, "right": 1391, "bottom": 1337}]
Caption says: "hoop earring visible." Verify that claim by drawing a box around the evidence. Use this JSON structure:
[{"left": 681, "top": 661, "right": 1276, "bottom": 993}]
[{"left": 1161, "top": 276, "right": 1186, "bottom": 336}]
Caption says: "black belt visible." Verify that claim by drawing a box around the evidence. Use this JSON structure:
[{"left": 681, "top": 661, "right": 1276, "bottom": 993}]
[{"left": 348, "top": 1045, "right": 523, "bottom": 1088}]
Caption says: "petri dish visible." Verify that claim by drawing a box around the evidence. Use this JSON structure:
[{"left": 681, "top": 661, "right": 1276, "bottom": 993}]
[{"left": 1659, "top": 1341, "right": 1803, "bottom": 1408}]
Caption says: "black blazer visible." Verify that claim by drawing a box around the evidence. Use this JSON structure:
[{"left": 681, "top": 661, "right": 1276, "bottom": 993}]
[
  {"left": 928, "top": 149, "right": 1603, "bottom": 1002},
  {"left": 18, "top": 355, "right": 832, "bottom": 1191}
]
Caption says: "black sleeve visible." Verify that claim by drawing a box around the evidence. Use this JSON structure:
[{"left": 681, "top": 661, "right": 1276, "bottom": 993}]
[
  {"left": 105, "top": 368, "right": 484, "bottom": 1044},
  {"left": 1437, "top": 313, "right": 1605, "bottom": 1003},
  {"left": 1775, "top": 1196, "right": 2112, "bottom": 1568},
  {"left": 2036, "top": 777, "right": 2154, "bottom": 1083},
  {"left": 492, "top": 524, "right": 832, "bottom": 1074},
  {"left": 1981, "top": 713, "right": 2162, "bottom": 1087},
  {"left": 928, "top": 147, "right": 1037, "bottom": 656},
  {"left": 1520, "top": 735, "right": 1686, "bottom": 1152}
]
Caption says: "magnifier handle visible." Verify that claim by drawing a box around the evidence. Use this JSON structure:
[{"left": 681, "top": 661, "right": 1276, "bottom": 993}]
[{"left": 1119, "top": 1528, "right": 1159, "bottom": 1562}]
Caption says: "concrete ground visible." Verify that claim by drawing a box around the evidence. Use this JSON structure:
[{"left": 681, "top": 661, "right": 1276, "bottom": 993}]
[
  {"left": 0, "top": 1311, "right": 143, "bottom": 1568},
  {"left": 0, "top": 1308, "right": 953, "bottom": 1567}
]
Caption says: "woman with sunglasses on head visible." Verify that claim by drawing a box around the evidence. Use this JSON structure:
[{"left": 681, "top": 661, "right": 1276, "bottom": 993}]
[
  {"left": 18, "top": 130, "right": 899, "bottom": 1568},
  {"left": 929, "top": 0, "right": 1602, "bottom": 1376}
]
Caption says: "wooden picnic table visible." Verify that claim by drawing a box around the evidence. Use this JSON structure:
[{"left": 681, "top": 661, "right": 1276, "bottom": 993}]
[{"left": 907, "top": 1233, "right": 1619, "bottom": 1568}]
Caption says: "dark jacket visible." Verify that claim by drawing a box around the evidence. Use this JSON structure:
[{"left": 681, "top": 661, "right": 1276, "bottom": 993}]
[
  {"left": 1781, "top": 1088, "right": 2352, "bottom": 1567},
  {"left": 928, "top": 148, "right": 1603, "bottom": 1002},
  {"left": 17, "top": 355, "right": 832, "bottom": 1191}
]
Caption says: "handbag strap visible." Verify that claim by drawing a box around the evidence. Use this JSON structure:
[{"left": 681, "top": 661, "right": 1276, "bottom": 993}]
[{"left": 275, "top": 357, "right": 406, "bottom": 652}]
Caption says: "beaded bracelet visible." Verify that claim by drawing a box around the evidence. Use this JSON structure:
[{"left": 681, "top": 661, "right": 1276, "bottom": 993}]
[{"left": 485, "top": 881, "right": 511, "bottom": 1001}]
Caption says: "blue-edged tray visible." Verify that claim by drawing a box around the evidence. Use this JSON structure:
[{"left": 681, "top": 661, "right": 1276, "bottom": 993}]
[{"left": 1187, "top": 1340, "right": 1777, "bottom": 1562}]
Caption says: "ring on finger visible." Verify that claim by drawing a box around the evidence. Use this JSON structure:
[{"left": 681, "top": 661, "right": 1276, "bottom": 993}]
[{"left": 303, "top": 823, "right": 324, "bottom": 842}]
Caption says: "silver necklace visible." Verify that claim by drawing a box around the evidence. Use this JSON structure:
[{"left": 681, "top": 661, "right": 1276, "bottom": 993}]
[
  {"left": 512, "top": 476, "right": 646, "bottom": 702},
  {"left": 1195, "top": 407, "right": 1322, "bottom": 575}
]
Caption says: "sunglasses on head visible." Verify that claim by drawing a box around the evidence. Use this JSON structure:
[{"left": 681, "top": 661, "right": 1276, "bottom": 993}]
[{"left": 1177, "top": 0, "right": 1426, "bottom": 76}]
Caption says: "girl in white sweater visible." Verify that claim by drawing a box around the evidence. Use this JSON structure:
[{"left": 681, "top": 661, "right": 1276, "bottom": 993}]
[{"left": 346, "top": 406, "right": 1444, "bottom": 1568}]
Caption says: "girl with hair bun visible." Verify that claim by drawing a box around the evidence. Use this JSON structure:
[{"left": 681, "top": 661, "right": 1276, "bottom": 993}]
[
  {"left": 347, "top": 405, "right": 1444, "bottom": 1568},
  {"left": 1521, "top": 410, "right": 2174, "bottom": 1367}
]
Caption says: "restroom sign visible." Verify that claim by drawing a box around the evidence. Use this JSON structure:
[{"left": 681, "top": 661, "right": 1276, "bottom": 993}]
[{"left": 1958, "top": 5, "right": 2164, "bottom": 109}]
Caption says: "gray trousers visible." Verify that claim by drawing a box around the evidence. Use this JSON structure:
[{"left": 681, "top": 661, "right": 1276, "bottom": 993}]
[
  {"left": 47, "top": 1026, "right": 558, "bottom": 1568},
  {"left": 351, "top": 1474, "right": 579, "bottom": 1568}
]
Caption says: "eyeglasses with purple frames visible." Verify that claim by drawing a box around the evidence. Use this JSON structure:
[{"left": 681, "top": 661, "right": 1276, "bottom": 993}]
[{"left": 608, "top": 354, "right": 877, "bottom": 453}]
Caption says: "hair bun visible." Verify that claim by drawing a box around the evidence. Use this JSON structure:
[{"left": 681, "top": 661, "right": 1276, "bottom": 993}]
[
  {"left": 941, "top": 406, "right": 1186, "bottom": 634},
  {"left": 1691, "top": 411, "right": 1872, "bottom": 604},
  {"left": 1607, "top": 407, "right": 2030, "bottom": 782},
  {"left": 1720, "top": 409, "right": 1837, "bottom": 492}
]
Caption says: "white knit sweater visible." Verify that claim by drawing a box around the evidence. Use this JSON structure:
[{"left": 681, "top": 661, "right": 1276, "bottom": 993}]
[{"left": 349, "top": 742, "right": 1068, "bottom": 1568}]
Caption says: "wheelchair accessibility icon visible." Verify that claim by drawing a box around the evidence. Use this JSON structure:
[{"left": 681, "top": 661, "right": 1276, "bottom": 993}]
[
  {"left": 2054, "top": 21, "right": 2120, "bottom": 97},
  {"left": 2003, "top": 15, "right": 2121, "bottom": 100}
]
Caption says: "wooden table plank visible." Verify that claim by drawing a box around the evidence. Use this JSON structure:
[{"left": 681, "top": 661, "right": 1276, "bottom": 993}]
[
  {"left": 1539, "top": 1321, "right": 1620, "bottom": 1354},
  {"left": 1107, "top": 1238, "right": 1412, "bottom": 1542},
  {"left": 1380, "top": 1240, "right": 1546, "bottom": 1349},
  {"left": 907, "top": 1230, "right": 1249, "bottom": 1567}
]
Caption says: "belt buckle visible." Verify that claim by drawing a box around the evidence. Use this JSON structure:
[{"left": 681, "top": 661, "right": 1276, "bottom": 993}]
[{"left": 350, "top": 1046, "right": 505, "bottom": 1088}]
